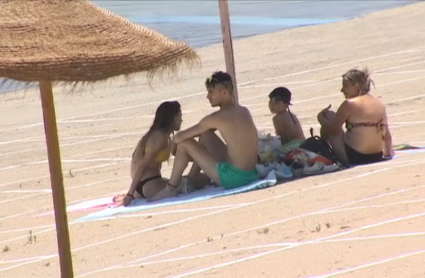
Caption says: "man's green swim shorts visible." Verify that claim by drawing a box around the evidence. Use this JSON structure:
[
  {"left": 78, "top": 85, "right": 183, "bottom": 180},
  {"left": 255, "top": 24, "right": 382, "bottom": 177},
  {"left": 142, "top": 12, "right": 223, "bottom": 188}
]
[{"left": 215, "top": 162, "right": 259, "bottom": 189}]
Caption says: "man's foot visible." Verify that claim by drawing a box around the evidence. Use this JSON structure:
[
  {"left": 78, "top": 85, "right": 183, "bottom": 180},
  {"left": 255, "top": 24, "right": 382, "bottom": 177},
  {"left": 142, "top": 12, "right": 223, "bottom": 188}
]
[{"left": 147, "top": 184, "right": 179, "bottom": 202}]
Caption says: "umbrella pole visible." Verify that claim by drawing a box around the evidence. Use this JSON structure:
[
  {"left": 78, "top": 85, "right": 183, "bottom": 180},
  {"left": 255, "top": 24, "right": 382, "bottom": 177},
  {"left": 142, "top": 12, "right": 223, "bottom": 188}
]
[
  {"left": 39, "top": 81, "right": 74, "bottom": 278},
  {"left": 218, "top": 0, "right": 239, "bottom": 104}
]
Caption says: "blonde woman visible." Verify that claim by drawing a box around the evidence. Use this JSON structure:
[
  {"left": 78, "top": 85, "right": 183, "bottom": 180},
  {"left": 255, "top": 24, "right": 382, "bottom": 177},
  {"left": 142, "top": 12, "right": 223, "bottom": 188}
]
[{"left": 317, "top": 68, "right": 394, "bottom": 166}]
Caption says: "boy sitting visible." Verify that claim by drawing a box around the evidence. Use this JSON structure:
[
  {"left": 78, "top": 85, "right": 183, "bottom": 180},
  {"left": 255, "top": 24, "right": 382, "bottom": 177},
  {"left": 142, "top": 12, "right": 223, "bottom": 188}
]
[{"left": 268, "top": 87, "right": 305, "bottom": 146}]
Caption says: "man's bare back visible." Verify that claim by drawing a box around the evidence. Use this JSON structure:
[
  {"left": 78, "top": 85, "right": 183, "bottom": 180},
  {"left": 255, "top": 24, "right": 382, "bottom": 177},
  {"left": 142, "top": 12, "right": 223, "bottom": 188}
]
[{"left": 208, "top": 105, "right": 258, "bottom": 170}]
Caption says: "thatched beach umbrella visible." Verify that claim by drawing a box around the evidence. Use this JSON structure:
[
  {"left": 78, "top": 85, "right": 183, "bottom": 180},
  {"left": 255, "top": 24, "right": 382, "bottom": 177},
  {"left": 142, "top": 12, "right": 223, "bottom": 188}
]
[{"left": 0, "top": 1, "right": 198, "bottom": 277}]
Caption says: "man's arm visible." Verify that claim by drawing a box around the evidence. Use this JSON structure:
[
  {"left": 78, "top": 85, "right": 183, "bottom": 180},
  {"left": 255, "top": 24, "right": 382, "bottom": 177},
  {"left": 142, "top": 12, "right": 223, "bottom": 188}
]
[{"left": 174, "top": 114, "right": 217, "bottom": 144}]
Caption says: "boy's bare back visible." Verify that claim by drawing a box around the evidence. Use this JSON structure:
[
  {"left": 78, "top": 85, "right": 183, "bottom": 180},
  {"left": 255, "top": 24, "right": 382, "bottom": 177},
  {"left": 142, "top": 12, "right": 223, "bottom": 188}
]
[{"left": 273, "top": 111, "right": 305, "bottom": 144}]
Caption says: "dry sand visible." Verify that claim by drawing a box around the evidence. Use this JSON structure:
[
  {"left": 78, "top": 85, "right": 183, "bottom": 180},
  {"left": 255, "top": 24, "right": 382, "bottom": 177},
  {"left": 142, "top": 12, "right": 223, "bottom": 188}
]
[{"left": 1, "top": 2, "right": 425, "bottom": 278}]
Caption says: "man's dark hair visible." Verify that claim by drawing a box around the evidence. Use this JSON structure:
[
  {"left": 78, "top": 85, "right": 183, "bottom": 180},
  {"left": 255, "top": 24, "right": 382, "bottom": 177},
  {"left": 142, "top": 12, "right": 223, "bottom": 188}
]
[{"left": 205, "top": 71, "right": 234, "bottom": 94}]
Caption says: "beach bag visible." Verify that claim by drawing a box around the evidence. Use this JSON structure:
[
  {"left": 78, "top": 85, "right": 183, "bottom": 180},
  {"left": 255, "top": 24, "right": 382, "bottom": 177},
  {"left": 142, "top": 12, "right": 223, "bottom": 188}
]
[
  {"left": 283, "top": 148, "right": 333, "bottom": 167},
  {"left": 277, "top": 139, "right": 303, "bottom": 154},
  {"left": 257, "top": 134, "right": 281, "bottom": 163},
  {"left": 299, "top": 128, "right": 339, "bottom": 164}
]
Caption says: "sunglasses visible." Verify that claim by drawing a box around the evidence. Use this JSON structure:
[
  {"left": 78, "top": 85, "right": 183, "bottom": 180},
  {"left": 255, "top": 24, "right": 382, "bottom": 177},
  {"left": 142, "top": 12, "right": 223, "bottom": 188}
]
[{"left": 206, "top": 76, "right": 228, "bottom": 89}]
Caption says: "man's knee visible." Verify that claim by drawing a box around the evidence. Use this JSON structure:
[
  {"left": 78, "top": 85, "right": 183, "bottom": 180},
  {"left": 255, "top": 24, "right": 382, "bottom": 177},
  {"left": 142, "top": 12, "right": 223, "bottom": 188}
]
[{"left": 177, "top": 138, "right": 200, "bottom": 152}]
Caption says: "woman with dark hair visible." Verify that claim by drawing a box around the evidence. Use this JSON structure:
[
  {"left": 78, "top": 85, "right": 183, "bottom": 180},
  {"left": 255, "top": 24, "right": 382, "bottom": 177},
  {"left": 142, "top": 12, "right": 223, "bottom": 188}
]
[
  {"left": 317, "top": 67, "right": 394, "bottom": 167},
  {"left": 121, "top": 101, "right": 183, "bottom": 206}
]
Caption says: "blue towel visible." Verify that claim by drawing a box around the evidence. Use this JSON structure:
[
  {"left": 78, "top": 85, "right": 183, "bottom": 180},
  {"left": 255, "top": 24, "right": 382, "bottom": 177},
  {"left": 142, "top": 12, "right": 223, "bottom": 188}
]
[{"left": 74, "top": 171, "right": 278, "bottom": 223}]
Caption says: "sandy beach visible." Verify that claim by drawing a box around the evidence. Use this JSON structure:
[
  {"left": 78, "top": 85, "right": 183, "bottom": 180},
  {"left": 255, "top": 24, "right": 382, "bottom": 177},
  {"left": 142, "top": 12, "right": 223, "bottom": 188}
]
[{"left": 1, "top": 2, "right": 425, "bottom": 277}]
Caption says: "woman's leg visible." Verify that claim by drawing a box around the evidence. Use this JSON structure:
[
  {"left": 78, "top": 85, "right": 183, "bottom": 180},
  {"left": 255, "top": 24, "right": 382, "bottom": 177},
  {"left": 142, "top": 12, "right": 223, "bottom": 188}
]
[
  {"left": 115, "top": 177, "right": 169, "bottom": 205},
  {"left": 139, "top": 178, "right": 169, "bottom": 199},
  {"left": 320, "top": 110, "right": 350, "bottom": 167}
]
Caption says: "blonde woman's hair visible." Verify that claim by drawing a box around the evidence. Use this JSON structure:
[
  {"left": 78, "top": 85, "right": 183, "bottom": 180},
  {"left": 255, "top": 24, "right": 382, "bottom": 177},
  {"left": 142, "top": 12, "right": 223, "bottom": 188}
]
[{"left": 342, "top": 67, "right": 375, "bottom": 95}]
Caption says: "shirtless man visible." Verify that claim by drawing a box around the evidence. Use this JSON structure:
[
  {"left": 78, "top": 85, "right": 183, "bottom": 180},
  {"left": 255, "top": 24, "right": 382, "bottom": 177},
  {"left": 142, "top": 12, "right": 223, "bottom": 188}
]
[
  {"left": 149, "top": 71, "right": 259, "bottom": 201},
  {"left": 268, "top": 87, "right": 305, "bottom": 145}
]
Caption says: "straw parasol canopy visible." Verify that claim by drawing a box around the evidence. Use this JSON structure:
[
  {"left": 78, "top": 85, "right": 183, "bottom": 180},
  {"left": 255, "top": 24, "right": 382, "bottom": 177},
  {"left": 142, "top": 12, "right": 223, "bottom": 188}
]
[
  {"left": 0, "top": 0, "right": 199, "bottom": 84},
  {"left": 0, "top": 1, "right": 199, "bottom": 277}
]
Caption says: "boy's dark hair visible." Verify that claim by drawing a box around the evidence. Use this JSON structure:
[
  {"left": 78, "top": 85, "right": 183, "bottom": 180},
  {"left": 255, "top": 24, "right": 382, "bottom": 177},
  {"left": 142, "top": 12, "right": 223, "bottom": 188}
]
[
  {"left": 269, "top": 86, "right": 296, "bottom": 124},
  {"left": 205, "top": 71, "right": 234, "bottom": 94},
  {"left": 268, "top": 87, "right": 292, "bottom": 105}
]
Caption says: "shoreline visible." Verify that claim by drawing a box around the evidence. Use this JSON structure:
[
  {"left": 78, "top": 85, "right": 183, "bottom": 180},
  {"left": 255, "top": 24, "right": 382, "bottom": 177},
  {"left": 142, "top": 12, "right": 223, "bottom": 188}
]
[
  {"left": 0, "top": 1, "right": 419, "bottom": 95},
  {"left": 0, "top": 16, "right": 340, "bottom": 94}
]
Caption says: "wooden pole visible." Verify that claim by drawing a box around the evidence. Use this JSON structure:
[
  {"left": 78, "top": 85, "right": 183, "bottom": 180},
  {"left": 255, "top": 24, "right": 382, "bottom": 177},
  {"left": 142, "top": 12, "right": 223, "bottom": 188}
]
[
  {"left": 218, "top": 0, "right": 238, "bottom": 104},
  {"left": 39, "top": 81, "right": 74, "bottom": 278}
]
